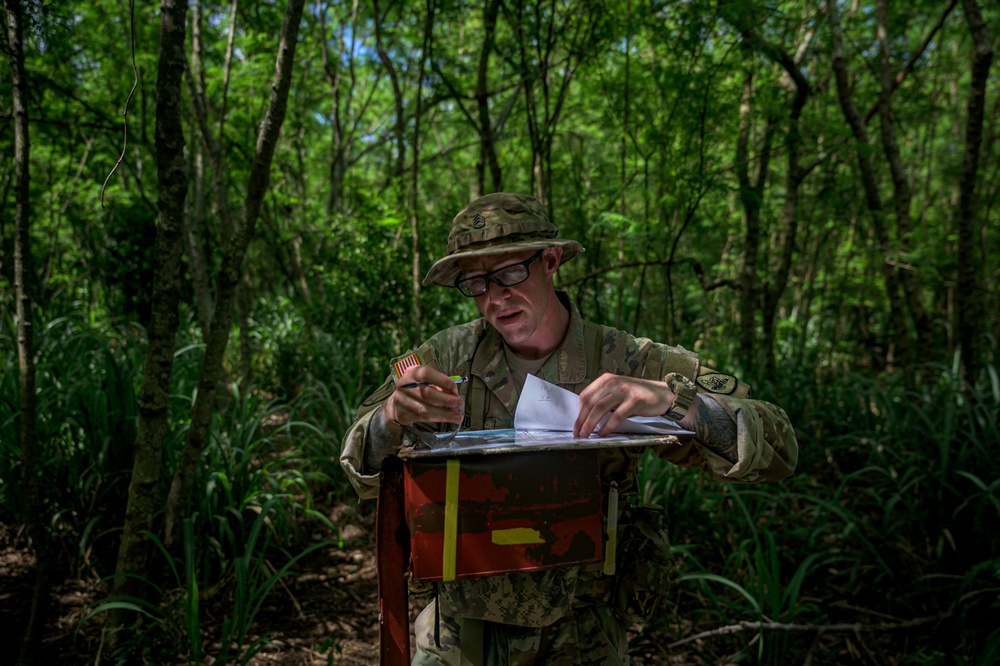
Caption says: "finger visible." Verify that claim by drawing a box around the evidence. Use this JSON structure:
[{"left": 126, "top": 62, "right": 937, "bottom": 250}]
[
  {"left": 400, "top": 365, "right": 462, "bottom": 395},
  {"left": 397, "top": 400, "right": 463, "bottom": 426},
  {"left": 410, "top": 391, "right": 464, "bottom": 423},
  {"left": 575, "top": 400, "right": 616, "bottom": 438},
  {"left": 390, "top": 387, "right": 464, "bottom": 425},
  {"left": 597, "top": 399, "right": 636, "bottom": 437},
  {"left": 575, "top": 381, "right": 616, "bottom": 437}
]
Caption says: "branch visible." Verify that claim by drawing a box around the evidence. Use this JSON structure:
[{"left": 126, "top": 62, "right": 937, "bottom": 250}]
[
  {"left": 862, "top": 0, "right": 958, "bottom": 124},
  {"left": 667, "top": 612, "right": 951, "bottom": 650},
  {"left": 559, "top": 258, "right": 737, "bottom": 293},
  {"left": 429, "top": 58, "right": 480, "bottom": 132}
]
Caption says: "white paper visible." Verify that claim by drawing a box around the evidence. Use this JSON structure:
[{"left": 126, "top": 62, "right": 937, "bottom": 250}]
[{"left": 514, "top": 374, "right": 694, "bottom": 437}]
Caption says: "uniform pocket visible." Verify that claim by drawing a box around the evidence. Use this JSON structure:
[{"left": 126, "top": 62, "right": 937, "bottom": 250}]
[{"left": 438, "top": 567, "right": 580, "bottom": 627}]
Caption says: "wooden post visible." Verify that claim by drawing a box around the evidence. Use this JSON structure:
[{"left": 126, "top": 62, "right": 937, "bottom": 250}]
[{"left": 378, "top": 455, "right": 411, "bottom": 665}]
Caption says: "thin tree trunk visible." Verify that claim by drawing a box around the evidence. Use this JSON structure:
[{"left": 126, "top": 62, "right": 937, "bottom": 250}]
[
  {"left": 615, "top": 0, "right": 631, "bottom": 331},
  {"left": 506, "top": 0, "right": 594, "bottom": 212},
  {"left": 475, "top": 0, "right": 502, "bottom": 195},
  {"left": 735, "top": 61, "right": 775, "bottom": 374},
  {"left": 736, "top": 23, "right": 815, "bottom": 383},
  {"left": 109, "top": 0, "right": 190, "bottom": 641},
  {"left": 290, "top": 124, "right": 313, "bottom": 305},
  {"left": 876, "top": 0, "right": 932, "bottom": 365},
  {"left": 955, "top": 0, "right": 993, "bottom": 385},
  {"left": 373, "top": 0, "right": 405, "bottom": 185},
  {"left": 186, "top": 136, "right": 215, "bottom": 335},
  {"left": 163, "top": 0, "right": 306, "bottom": 546},
  {"left": 188, "top": 0, "right": 238, "bottom": 252},
  {"left": 409, "top": 0, "right": 433, "bottom": 342},
  {"left": 5, "top": 2, "right": 52, "bottom": 663},
  {"left": 237, "top": 268, "right": 254, "bottom": 391},
  {"left": 828, "top": 0, "right": 910, "bottom": 371},
  {"left": 319, "top": 0, "right": 358, "bottom": 219}
]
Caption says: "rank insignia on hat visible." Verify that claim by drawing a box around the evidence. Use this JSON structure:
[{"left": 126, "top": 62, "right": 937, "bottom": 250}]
[
  {"left": 393, "top": 352, "right": 421, "bottom": 378},
  {"left": 472, "top": 212, "right": 487, "bottom": 228},
  {"left": 696, "top": 372, "right": 738, "bottom": 395}
]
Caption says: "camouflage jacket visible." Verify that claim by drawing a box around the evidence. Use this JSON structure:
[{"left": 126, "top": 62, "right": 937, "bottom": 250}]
[
  {"left": 339, "top": 293, "right": 797, "bottom": 626},
  {"left": 341, "top": 293, "right": 797, "bottom": 499}
]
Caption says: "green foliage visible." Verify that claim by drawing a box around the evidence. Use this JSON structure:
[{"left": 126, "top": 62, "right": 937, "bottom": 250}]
[
  {"left": 637, "top": 359, "right": 1000, "bottom": 663},
  {"left": 80, "top": 505, "right": 332, "bottom": 665},
  {"left": 0, "top": 313, "right": 142, "bottom": 577},
  {"left": 3, "top": 0, "right": 999, "bottom": 662}
]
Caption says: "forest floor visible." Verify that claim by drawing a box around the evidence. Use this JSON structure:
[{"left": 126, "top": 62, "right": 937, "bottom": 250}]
[{"left": 1, "top": 502, "right": 688, "bottom": 666}]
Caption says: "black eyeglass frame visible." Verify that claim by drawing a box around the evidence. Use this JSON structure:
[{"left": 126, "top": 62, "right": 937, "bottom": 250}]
[{"left": 454, "top": 250, "right": 545, "bottom": 297}]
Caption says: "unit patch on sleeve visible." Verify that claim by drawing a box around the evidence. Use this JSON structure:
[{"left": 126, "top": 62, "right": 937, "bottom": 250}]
[{"left": 695, "top": 372, "right": 739, "bottom": 395}]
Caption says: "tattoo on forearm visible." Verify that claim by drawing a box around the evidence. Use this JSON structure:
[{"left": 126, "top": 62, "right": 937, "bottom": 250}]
[
  {"left": 694, "top": 395, "right": 739, "bottom": 464},
  {"left": 364, "top": 406, "right": 403, "bottom": 474}
]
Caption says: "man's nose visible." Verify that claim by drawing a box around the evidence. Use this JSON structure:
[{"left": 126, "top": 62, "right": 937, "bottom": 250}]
[{"left": 485, "top": 277, "right": 511, "bottom": 300}]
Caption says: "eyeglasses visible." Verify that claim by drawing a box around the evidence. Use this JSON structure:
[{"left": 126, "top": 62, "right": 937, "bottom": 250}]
[{"left": 455, "top": 250, "right": 544, "bottom": 297}]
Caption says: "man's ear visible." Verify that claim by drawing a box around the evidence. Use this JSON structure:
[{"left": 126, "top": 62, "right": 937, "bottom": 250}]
[{"left": 543, "top": 247, "right": 563, "bottom": 276}]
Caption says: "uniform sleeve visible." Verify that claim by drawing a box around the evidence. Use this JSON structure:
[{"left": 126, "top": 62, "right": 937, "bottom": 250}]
[
  {"left": 639, "top": 340, "right": 798, "bottom": 483},
  {"left": 339, "top": 328, "right": 469, "bottom": 500},
  {"left": 686, "top": 395, "right": 798, "bottom": 483},
  {"left": 340, "top": 343, "right": 440, "bottom": 501},
  {"left": 340, "top": 406, "right": 384, "bottom": 500}
]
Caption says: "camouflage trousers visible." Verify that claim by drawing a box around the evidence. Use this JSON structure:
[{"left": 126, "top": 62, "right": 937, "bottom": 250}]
[{"left": 411, "top": 597, "right": 629, "bottom": 665}]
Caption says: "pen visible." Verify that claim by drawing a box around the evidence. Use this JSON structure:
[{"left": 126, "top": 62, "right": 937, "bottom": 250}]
[{"left": 399, "top": 375, "right": 469, "bottom": 390}]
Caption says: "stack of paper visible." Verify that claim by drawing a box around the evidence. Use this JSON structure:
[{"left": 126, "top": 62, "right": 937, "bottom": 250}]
[{"left": 513, "top": 374, "right": 694, "bottom": 437}]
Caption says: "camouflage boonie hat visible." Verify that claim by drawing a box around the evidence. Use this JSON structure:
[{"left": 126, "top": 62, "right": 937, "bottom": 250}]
[{"left": 423, "top": 192, "right": 585, "bottom": 288}]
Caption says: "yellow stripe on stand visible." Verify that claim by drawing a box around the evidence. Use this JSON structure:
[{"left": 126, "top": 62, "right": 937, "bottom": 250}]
[{"left": 442, "top": 459, "right": 460, "bottom": 582}]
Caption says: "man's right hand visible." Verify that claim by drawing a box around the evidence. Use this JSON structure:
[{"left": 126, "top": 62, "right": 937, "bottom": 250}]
[
  {"left": 384, "top": 366, "right": 465, "bottom": 427},
  {"left": 365, "top": 367, "right": 465, "bottom": 474}
]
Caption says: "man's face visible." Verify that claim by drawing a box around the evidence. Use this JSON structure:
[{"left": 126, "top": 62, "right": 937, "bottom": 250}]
[{"left": 457, "top": 247, "right": 563, "bottom": 356}]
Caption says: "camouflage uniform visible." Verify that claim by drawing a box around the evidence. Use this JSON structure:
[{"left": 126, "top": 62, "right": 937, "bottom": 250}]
[
  {"left": 340, "top": 295, "right": 797, "bottom": 665},
  {"left": 339, "top": 193, "right": 798, "bottom": 665}
]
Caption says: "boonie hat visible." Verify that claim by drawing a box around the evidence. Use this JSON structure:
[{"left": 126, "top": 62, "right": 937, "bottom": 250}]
[{"left": 423, "top": 192, "right": 585, "bottom": 287}]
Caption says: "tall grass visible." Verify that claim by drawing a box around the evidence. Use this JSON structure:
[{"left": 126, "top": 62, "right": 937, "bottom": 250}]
[
  {"left": 638, "top": 360, "right": 1000, "bottom": 664},
  {"left": 81, "top": 503, "right": 331, "bottom": 665},
  {"left": 3, "top": 305, "right": 359, "bottom": 661},
  {"left": 1, "top": 314, "right": 143, "bottom": 577}
]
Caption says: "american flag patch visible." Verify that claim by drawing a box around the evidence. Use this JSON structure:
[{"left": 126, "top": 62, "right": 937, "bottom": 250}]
[{"left": 393, "top": 353, "right": 421, "bottom": 378}]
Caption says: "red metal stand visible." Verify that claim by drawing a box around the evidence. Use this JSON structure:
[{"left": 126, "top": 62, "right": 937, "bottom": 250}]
[{"left": 377, "top": 455, "right": 410, "bottom": 665}]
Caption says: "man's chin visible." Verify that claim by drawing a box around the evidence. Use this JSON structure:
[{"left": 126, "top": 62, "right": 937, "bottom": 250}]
[{"left": 492, "top": 315, "right": 529, "bottom": 343}]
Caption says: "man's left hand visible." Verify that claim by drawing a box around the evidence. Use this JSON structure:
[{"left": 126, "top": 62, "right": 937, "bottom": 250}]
[{"left": 574, "top": 374, "right": 676, "bottom": 438}]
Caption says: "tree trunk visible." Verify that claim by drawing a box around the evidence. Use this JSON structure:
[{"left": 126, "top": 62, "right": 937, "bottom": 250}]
[
  {"left": 876, "top": 0, "right": 932, "bottom": 366},
  {"left": 735, "top": 23, "right": 815, "bottom": 384},
  {"left": 507, "top": 0, "right": 595, "bottom": 212},
  {"left": 187, "top": 0, "right": 240, "bottom": 338},
  {"left": 185, "top": 136, "right": 215, "bottom": 335},
  {"left": 373, "top": 0, "right": 405, "bottom": 185},
  {"left": 408, "top": 0, "right": 433, "bottom": 342},
  {"left": 4, "top": 2, "right": 53, "bottom": 663},
  {"left": 319, "top": 0, "right": 359, "bottom": 220},
  {"left": 955, "top": 0, "right": 993, "bottom": 385},
  {"left": 163, "top": 0, "right": 306, "bottom": 546},
  {"left": 475, "top": 0, "right": 502, "bottom": 195},
  {"left": 828, "top": 0, "right": 911, "bottom": 371},
  {"left": 109, "top": 0, "right": 190, "bottom": 640},
  {"left": 734, "top": 61, "right": 775, "bottom": 375},
  {"left": 615, "top": 0, "right": 631, "bottom": 331}
]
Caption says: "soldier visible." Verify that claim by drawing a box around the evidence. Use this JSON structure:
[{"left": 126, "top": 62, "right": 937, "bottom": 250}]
[{"left": 341, "top": 192, "right": 798, "bottom": 664}]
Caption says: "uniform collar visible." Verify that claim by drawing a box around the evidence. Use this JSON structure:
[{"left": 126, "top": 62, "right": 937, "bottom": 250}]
[
  {"left": 470, "top": 291, "right": 587, "bottom": 401},
  {"left": 548, "top": 291, "right": 588, "bottom": 385}
]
